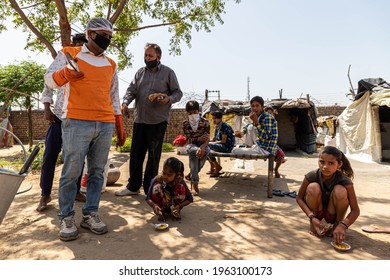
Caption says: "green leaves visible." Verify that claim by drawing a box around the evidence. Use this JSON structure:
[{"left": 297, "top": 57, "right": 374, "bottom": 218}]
[
  {"left": 2, "top": 0, "right": 241, "bottom": 70},
  {"left": 0, "top": 60, "right": 46, "bottom": 108}
]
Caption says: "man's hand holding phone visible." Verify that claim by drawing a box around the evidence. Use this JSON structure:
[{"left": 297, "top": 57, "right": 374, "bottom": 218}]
[{"left": 52, "top": 52, "right": 84, "bottom": 86}]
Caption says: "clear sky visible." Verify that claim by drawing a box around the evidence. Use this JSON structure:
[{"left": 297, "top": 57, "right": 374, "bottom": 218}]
[{"left": 1, "top": 0, "right": 390, "bottom": 107}]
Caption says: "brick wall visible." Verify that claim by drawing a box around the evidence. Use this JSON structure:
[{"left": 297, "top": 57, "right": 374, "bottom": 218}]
[
  {"left": 8, "top": 106, "right": 346, "bottom": 144},
  {"left": 316, "top": 106, "right": 346, "bottom": 117}
]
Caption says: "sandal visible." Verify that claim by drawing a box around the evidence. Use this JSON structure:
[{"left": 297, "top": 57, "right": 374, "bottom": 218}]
[
  {"left": 210, "top": 171, "right": 224, "bottom": 178},
  {"left": 316, "top": 218, "right": 332, "bottom": 237},
  {"left": 282, "top": 191, "right": 297, "bottom": 198},
  {"left": 191, "top": 182, "right": 199, "bottom": 196},
  {"left": 272, "top": 189, "right": 284, "bottom": 197}
]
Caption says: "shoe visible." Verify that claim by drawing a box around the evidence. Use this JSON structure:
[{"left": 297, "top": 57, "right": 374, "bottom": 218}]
[
  {"left": 59, "top": 216, "right": 79, "bottom": 241},
  {"left": 75, "top": 192, "right": 86, "bottom": 202},
  {"left": 80, "top": 212, "right": 108, "bottom": 235},
  {"left": 114, "top": 187, "right": 140, "bottom": 196},
  {"left": 36, "top": 195, "right": 52, "bottom": 212}
]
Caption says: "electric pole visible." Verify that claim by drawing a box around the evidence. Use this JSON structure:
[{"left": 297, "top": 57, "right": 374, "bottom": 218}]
[{"left": 247, "top": 76, "right": 250, "bottom": 101}]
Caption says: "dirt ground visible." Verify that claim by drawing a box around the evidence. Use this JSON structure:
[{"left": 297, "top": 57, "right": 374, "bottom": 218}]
[{"left": 0, "top": 145, "right": 389, "bottom": 260}]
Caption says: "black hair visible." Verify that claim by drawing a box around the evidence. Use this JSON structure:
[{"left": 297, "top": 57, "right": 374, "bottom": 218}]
[
  {"left": 72, "top": 33, "right": 88, "bottom": 45},
  {"left": 145, "top": 43, "right": 162, "bottom": 59},
  {"left": 212, "top": 110, "right": 223, "bottom": 119},
  {"left": 164, "top": 157, "right": 184, "bottom": 185},
  {"left": 185, "top": 100, "right": 199, "bottom": 112},
  {"left": 321, "top": 146, "right": 354, "bottom": 179},
  {"left": 250, "top": 96, "right": 264, "bottom": 106}
]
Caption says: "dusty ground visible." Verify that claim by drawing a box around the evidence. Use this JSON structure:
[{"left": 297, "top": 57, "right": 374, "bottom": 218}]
[{"left": 0, "top": 145, "right": 389, "bottom": 260}]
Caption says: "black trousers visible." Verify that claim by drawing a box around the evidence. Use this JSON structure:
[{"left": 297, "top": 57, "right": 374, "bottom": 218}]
[{"left": 127, "top": 121, "right": 167, "bottom": 194}]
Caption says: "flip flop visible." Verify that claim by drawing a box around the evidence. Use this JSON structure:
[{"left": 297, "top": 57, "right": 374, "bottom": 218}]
[
  {"left": 282, "top": 191, "right": 297, "bottom": 198},
  {"left": 361, "top": 224, "right": 390, "bottom": 234},
  {"left": 210, "top": 171, "right": 224, "bottom": 178},
  {"left": 272, "top": 189, "right": 284, "bottom": 197}
]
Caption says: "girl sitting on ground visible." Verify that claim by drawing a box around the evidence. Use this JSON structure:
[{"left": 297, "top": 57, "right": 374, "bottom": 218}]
[
  {"left": 296, "top": 146, "right": 360, "bottom": 244},
  {"left": 146, "top": 157, "right": 193, "bottom": 221}
]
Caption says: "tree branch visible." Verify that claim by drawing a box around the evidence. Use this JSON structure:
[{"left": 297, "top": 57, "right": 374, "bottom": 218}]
[
  {"left": 9, "top": 0, "right": 57, "bottom": 59},
  {"left": 115, "top": 13, "right": 197, "bottom": 32},
  {"left": 0, "top": 87, "right": 41, "bottom": 102},
  {"left": 54, "top": 0, "right": 72, "bottom": 47},
  {"left": 0, "top": 68, "right": 38, "bottom": 116},
  {"left": 109, "top": 0, "right": 128, "bottom": 24},
  {"left": 21, "top": 1, "right": 46, "bottom": 9},
  {"left": 110, "top": 42, "right": 131, "bottom": 64}
]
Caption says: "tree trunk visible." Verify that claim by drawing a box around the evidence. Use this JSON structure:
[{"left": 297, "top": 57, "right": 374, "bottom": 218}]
[{"left": 27, "top": 98, "right": 33, "bottom": 150}]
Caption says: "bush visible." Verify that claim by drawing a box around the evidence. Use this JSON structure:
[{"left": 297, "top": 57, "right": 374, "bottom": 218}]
[
  {"left": 114, "top": 137, "right": 174, "bottom": 153},
  {"left": 28, "top": 143, "right": 63, "bottom": 170},
  {"left": 162, "top": 143, "right": 174, "bottom": 152},
  {"left": 116, "top": 137, "right": 132, "bottom": 152}
]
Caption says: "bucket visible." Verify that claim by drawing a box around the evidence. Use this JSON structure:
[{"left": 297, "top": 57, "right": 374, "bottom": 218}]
[
  {"left": 0, "top": 168, "right": 26, "bottom": 224},
  {"left": 0, "top": 127, "right": 39, "bottom": 224}
]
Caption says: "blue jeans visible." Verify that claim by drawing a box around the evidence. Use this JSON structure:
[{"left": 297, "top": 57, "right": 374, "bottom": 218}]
[
  {"left": 58, "top": 119, "right": 114, "bottom": 220},
  {"left": 40, "top": 116, "right": 82, "bottom": 196},
  {"left": 186, "top": 144, "right": 210, "bottom": 183},
  {"left": 208, "top": 143, "right": 232, "bottom": 162}
]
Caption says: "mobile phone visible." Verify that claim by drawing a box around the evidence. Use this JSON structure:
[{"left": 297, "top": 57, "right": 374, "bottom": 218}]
[{"left": 65, "top": 52, "right": 79, "bottom": 72}]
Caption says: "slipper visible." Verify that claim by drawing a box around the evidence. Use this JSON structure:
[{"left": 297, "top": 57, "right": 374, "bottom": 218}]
[
  {"left": 282, "top": 191, "right": 297, "bottom": 198},
  {"left": 272, "top": 189, "right": 284, "bottom": 197},
  {"left": 316, "top": 218, "right": 333, "bottom": 237},
  {"left": 206, "top": 170, "right": 215, "bottom": 175},
  {"left": 210, "top": 171, "right": 224, "bottom": 178},
  {"left": 361, "top": 224, "right": 390, "bottom": 234}
]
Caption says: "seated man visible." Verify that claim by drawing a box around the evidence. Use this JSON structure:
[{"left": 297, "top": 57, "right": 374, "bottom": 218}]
[{"left": 234, "top": 96, "right": 286, "bottom": 177}]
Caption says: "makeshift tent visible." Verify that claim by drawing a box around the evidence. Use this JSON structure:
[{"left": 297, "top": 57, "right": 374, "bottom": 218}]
[
  {"left": 338, "top": 78, "right": 390, "bottom": 162},
  {"left": 201, "top": 98, "right": 318, "bottom": 154}
]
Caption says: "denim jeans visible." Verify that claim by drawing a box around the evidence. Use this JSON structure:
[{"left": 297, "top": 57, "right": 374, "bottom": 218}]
[
  {"left": 208, "top": 143, "right": 231, "bottom": 162},
  {"left": 186, "top": 144, "right": 210, "bottom": 183},
  {"left": 40, "top": 116, "right": 82, "bottom": 196},
  {"left": 58, "top": 119, "right": 114, "bottom": 220}
]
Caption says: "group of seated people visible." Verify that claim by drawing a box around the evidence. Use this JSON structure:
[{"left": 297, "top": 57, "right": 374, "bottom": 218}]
[{"left": 181, "top": 96, "right": 286, "bottom": 196}]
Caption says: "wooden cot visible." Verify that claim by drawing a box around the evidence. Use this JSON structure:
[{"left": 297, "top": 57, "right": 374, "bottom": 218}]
[{"left": 208, "top": 151, "right": 274, "bottom": 198}]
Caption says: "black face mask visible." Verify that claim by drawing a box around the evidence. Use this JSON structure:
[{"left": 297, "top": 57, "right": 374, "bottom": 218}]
[
  {"left": 92, "top": 32, "right": 111, "bottom": 50},
  {"left": 144, "top": 59, "right": 159, "bottom": 69}
]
